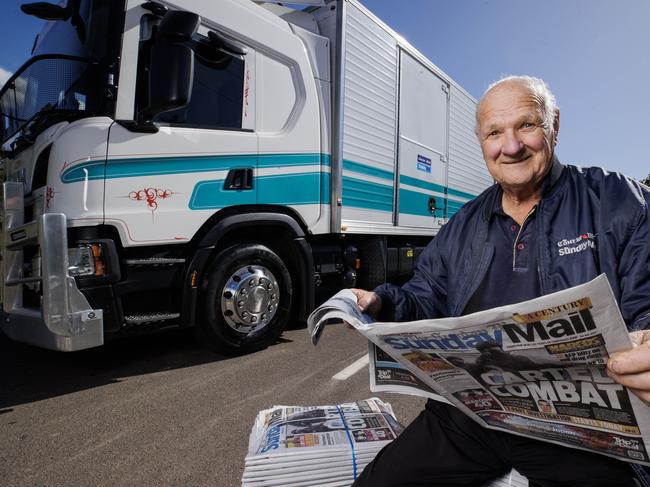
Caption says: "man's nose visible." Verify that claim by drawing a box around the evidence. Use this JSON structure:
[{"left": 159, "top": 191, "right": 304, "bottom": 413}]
[{"left": 501, "top": 130, "right": 525, "bottom": 156}]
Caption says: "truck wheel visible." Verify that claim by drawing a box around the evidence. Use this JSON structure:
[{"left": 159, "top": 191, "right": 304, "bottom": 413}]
[{"left": 200, "top": 243, "right": 293, "bottom": 354}]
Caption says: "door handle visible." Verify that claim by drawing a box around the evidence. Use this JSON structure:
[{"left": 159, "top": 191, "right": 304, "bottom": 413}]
[
  {"left": 428, "top": 197, "right": 437, "bottom": 216},
  {"left": 224, "top": 168, "right": 253, "bottom": 190}
]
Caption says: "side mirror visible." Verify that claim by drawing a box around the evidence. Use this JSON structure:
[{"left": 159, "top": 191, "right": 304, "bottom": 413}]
[
  {"left": 20, "top": 2, "right": 70, "bottom": 21},
  {"left": 137, "top": 10, "right": 199, "bottom": 124}
]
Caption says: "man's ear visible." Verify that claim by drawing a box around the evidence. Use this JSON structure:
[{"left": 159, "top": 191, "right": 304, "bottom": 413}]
[{"left": 553, "top": 109, "right": 560, "bottom": 142}]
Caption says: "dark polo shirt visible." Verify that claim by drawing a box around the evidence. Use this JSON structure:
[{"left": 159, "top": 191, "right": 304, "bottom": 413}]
[{"left": 463, "top": 188, "right": 541, "bottom": 314}]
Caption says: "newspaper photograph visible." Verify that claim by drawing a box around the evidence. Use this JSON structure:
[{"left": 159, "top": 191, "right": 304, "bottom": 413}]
[{"left": 308, "top": 274, "right": 650, "bottom": 466}]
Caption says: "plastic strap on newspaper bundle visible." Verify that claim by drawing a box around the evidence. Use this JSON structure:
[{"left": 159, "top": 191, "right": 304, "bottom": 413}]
[{"left": 336, "top": 405, "right": 357, "bottom": 478}]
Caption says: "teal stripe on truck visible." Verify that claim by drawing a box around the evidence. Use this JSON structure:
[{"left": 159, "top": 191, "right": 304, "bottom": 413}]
[
  {"left": 399, "top": 188, "right": 446, "bottom": 217},
  {"left": 61, "top": 152, "right": 328, "bottom": 183},
  {"left": 342, "top": 159, "right": 393, "bottom": 180},
  {"left": 447, "top": 186, "right": 478, "bottom": 200},
  {"left": 342, "top": 176, "right": 393, "bottom": 212},
  {"left": 446, "top": 200, "right": 466, "bottom": 218},
  {"left": 400, "top": 174, "right": 446, "bottom": 194},
  {"left": 341, "top": 159, "right": 393, "bottom": 212},
  {"left": 189, "top": 172, "right": 329, "bottom": 210}
]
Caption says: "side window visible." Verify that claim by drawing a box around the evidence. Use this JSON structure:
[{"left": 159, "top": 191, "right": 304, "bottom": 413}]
[{"left": 154, "top": 41, "right": 245, "bottom": 130}]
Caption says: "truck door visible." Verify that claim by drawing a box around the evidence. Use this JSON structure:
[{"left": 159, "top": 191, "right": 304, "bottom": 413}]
[
  {"left": 397, "top": 51, "right": 449, "bottom": 231},
  {"left": 105, "top": 21, "right": 257, "bottom": 245}
]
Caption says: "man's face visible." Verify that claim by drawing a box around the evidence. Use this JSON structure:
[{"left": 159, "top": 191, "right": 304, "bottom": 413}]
[{"left": 477, "top": 82, "right": 558, "bottom": 194}]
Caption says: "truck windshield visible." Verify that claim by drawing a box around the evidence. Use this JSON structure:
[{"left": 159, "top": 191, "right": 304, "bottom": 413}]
[
  {"left": 0, "top": 0, "right": 123, "bottom": 146},
  {"left": 0, "top": 55, "right": 101, "bottom": 144}
]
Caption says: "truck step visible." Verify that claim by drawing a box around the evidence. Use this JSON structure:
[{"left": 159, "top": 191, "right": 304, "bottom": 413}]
[
  {"left": 6, "top": 276, "right": 42, "bottom": 286},
  {"left": 123, "top": 312, "right": 180, "bottom": 326},
  {"left": 124, "top": 258, "right": 185, "bottom": 267}
]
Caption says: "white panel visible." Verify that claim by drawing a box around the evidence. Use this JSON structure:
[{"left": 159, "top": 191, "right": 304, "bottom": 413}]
[
  {"left": 397, "top": 51, "right": 449, "bottom": 229},
  {"left": 400, "top": 52, "right": 447, "bottom": 155},
  {"left": 341, "top": 2, "right": 398, "bottom": 224},
  {"left": 47, "top": 118, "right": 111, "bottom": 222},
  {"left": 447, "top": 85, "right": 493, "bottom": 215},
  {"left": 258, "top": 55, "right": 296, "bottom": 132},
  {"left": 341, "top": 218, "right": 444, "bottom": 236},
  {"left": 399, "top": 213, "right": 443, "bottom": 231}
]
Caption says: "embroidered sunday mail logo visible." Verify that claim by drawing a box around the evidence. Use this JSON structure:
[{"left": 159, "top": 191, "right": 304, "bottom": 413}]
[{"left": 556, "top": 232, "right": 597, "bottom": 256}]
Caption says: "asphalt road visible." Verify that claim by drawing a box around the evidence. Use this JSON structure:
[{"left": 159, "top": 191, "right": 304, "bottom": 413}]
[{"left": 0, "top": 323, "right": 426, "bottom": 486}]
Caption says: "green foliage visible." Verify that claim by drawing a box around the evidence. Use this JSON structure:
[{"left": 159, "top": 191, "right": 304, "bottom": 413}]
[{"left": 643, "top": 174, "right": 650, "bottom": 187}]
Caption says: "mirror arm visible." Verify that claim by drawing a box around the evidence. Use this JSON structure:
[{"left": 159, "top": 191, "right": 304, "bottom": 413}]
[{"left": 207, "top": 31, "right": 247, "bottom": 56}]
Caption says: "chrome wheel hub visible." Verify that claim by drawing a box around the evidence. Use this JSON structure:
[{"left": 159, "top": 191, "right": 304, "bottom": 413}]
[{"left": 221, "top": 265, "right": 280, "bottom": 333}]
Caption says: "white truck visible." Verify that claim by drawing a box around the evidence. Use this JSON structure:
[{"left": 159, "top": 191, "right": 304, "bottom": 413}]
[{"left": 0, "top": 0, "right": 492, "bottom": 353}]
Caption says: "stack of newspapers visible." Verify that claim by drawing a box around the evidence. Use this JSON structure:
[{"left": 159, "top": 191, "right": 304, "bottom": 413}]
[{"left": 242, "top": 398, "right": 403, "bottom": 487}]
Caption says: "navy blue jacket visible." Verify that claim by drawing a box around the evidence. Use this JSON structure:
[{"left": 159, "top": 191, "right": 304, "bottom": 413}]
[{"left": 376, "top": 159, "right": 650, "bottom": 331}]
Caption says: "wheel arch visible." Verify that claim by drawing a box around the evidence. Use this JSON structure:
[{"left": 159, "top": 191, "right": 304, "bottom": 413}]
[{"left": 181, "top": 205, "right": 314, "bottom": 329}]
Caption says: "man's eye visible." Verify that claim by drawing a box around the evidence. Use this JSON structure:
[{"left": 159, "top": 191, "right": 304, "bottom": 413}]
[
  {"left": 487, "top": 130, "right": 499, "bottom": 138},
  {"left": 522, "top": 122, "right": 535, "bottom": 129}
]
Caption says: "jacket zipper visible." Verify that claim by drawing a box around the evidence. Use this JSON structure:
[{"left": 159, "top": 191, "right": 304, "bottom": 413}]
[{"left": 536, "top": 199, "right": 546, "bottom": 294}]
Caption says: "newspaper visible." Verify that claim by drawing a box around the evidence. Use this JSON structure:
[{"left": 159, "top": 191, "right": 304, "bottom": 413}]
[
  {"left": 308, "top": 274, "right": 650, "bottom": 466},
  {"left": 242, "top": 398, "right": 404, "bottom": 486}
]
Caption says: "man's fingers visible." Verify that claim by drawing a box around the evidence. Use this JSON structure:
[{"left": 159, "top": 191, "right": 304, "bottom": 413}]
[
  {"left": 358, "top": 295, "right": 374, "bottom": 311},
  {"left": 350, "top": 288, "right": 368, "bottom": 308},
  {"left": 348, "top": 288, "right": 381, "bottom": 318},
  {"left": 606, "top": 334, "right": 650, "bottom": 405},
  {"left": 608, "top": 340, "right": 650, "bottom": 375},
  {"left": 608, "top": 367, "right": 650, "bottom": 391}
]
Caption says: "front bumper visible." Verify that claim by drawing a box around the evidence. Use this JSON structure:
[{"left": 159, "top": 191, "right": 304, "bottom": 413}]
[{"left": 0, "top": 182, "right": 103, "bottom": 351}]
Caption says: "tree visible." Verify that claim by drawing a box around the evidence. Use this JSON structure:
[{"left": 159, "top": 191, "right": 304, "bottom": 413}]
[{"left": 643, "top": 174, "right": 650, "bottom": 187}]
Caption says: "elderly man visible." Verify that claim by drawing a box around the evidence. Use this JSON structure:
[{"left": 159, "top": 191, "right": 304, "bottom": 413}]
[{"left": 351, "top": 76, "right": 650, "bottom": 486}]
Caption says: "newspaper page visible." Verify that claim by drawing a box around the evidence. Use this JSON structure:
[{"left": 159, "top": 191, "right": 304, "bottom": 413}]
[{"left": 308, "top": 275, "right": 650, "bottom": 466}]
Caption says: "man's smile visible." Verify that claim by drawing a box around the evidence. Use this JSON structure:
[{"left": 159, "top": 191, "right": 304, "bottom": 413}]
[{"left": 501, "top": 154, "right": 532, "bottom": 164}]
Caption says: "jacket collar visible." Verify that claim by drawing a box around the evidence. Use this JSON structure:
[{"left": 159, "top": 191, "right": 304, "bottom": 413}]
[{"left": 541, "top": 155, "right": 565, "bottom": 196}]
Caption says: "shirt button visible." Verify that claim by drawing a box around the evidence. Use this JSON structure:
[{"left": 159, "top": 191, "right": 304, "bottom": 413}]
[
  {"left": 517, "top": 243, "right": 525, "bottom": 250},
  {"left": 511, "top": 225, "right": 517, "bottom": 232}
]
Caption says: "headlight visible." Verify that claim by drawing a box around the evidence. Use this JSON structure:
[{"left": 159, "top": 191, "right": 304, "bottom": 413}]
[{"left": 68, "top": 244, "right": 104, "bottom": 277}]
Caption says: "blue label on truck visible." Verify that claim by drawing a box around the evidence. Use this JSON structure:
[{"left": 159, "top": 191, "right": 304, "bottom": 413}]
[{"left": 417, "top": 154, "right": 431, "bottom": 173}]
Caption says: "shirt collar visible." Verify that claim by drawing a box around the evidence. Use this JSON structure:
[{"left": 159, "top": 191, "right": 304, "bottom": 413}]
[{"left": 488, "top": 156, "right": 564, "bottom": 218}]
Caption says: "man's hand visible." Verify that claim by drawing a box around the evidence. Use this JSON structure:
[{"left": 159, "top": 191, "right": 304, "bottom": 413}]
[
  {"left": 350, "top": 288, "right": 382, "bottom": 319},
  {"left": 607, "top": 330, "right": 650, "bottom": 405}
]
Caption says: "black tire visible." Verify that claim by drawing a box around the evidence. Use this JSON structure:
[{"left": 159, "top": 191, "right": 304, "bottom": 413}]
[{"left": 199, "top": 243, "right": 293, "bottom": 354}]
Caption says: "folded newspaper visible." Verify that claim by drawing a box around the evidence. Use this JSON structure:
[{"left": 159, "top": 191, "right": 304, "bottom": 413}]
[
  {"left": 308, "top": 274, "right": 650, "bottom": 466},
  {"left": 243, "top": 398, "right": 528, "bottom": 487},
  {"left": 242, "top": 398, "right": 403, "bottom": 487}
]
